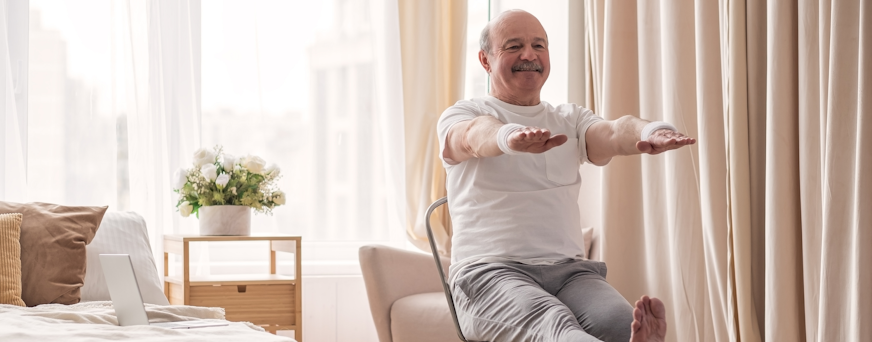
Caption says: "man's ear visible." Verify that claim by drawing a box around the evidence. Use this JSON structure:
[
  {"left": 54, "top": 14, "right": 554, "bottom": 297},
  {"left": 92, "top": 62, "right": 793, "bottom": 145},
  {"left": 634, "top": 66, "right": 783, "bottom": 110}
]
[{"left": 478, "top": 50, "right": 491, "bottom": 73}]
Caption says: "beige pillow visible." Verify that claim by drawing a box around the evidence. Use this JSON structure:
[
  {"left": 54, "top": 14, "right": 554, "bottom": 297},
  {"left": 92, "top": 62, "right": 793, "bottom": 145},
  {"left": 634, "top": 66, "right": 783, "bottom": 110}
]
[
  {"left": 0, "top": 213, "right": 25, "bottom": 306},
  {"left": 0, "top": 202, "right": 107, "bottom": 306}
]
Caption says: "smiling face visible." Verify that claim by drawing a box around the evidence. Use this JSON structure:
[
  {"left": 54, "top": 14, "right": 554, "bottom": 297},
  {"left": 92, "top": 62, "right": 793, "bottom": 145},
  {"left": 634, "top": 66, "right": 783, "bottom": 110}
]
[{"left": 479, "top": 10, "right": 550, "bottom": 106}]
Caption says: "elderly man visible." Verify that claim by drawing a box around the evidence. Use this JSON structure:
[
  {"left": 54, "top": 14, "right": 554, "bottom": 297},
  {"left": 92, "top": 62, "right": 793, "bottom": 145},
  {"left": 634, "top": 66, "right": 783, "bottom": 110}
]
[{"left": 437, "top": 9, "right": 695, "bottom": 342}]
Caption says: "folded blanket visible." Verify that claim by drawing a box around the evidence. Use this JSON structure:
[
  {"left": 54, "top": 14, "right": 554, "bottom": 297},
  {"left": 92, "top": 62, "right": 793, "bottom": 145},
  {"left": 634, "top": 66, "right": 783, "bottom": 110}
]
[{"left": 0, "top": 301, "right": 295, "bottom": 342}]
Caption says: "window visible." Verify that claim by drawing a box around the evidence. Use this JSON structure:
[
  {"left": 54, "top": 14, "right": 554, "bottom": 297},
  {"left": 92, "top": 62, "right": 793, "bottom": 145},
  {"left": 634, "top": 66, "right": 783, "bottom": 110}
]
[
  {"left": 201, "top": 0, "right": 389, "bottom": 244},
  {"left": 7, "top": 0, "right": 402, "bottom": 276},
  {"left": 26, "top": 0, "right": 121, "bottom": 208}
]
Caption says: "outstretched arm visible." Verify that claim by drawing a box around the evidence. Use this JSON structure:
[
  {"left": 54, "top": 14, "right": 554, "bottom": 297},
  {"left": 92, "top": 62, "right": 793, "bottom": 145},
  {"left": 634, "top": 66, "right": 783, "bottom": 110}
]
[
  {"left": 585, "top": 115, "right": 696, "bottom": 166},
  {"left": 443, "top": 116, "right": 568, "bottom": 164}
]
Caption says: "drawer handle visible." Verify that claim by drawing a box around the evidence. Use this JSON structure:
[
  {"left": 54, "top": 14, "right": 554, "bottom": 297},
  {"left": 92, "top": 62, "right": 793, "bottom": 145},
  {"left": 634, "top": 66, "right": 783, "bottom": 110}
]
[{"left": 237, "top": 285, "right": 247, "bottom": 293}]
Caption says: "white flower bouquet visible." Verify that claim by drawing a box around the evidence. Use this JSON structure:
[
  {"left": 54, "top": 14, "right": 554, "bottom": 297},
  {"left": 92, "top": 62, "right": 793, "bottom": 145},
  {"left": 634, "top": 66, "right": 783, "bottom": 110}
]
[{"left": 173, "top": 146, "right": 285, "bottom": 218}]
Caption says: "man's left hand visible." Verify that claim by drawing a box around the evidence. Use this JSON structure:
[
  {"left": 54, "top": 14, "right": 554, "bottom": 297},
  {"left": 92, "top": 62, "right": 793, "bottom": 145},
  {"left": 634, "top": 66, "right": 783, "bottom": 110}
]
[{"left": 635, "top": 129, "right": 696, "bottom": 155}]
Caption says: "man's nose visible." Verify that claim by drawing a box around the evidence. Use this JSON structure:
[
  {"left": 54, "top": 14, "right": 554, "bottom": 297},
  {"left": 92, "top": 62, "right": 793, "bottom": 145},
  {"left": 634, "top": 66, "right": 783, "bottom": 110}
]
[{"left": 519, "top": 46, "right": 537, "bottom": 61}]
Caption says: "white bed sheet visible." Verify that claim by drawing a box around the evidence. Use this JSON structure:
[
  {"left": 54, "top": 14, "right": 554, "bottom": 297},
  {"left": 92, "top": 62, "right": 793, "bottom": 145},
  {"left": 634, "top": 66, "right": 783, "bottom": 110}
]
[{"left": 0, "top": 301, "right": 295, "bottom": 342}]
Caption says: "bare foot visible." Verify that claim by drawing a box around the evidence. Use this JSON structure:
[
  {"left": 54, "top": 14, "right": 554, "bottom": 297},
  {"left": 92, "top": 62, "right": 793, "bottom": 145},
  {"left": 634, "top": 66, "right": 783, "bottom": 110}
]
[{"left": 629, "top": 295, "right": 667, "bottom": 342}]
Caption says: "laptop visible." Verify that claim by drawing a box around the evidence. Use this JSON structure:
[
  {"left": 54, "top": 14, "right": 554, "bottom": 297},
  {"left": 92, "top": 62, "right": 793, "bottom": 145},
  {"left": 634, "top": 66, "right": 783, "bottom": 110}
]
[{"left": 100, "top": 254, "right": 229, "bottom": 329}]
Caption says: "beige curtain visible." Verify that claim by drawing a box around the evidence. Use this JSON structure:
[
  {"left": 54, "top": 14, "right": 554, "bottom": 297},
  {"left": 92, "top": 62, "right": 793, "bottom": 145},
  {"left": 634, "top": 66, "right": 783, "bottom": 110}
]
[
  {"left": 397, "top": 0, "right": 467, "bottom": 255},
  {"left": 585, "top": 1, "right": 730, "bottom": 341},
  {"left": 585, "top": 0, "right": 871, "bottom": 341}
]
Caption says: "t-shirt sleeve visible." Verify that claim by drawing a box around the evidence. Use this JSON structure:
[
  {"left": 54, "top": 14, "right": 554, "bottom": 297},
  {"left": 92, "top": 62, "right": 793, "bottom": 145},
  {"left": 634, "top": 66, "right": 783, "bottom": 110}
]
[
  {"left": 437, "top": 101, "right": 478, "bottom": 168},
  {"left": 575, "top": 106, "right": 604, "bottom": 165}
]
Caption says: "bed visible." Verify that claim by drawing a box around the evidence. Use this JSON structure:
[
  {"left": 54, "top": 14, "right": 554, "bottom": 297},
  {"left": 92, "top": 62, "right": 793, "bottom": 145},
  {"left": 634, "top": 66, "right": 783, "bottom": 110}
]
[
  {"left": 0, "top": 301, "right": 292, "bottom": 341},
  {"left": 0, "top": 202, "right": 295, "bottom": 342}
]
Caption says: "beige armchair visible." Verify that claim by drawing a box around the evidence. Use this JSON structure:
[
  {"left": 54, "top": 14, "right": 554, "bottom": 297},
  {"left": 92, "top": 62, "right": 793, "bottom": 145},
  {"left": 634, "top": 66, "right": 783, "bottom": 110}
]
[{"left": 359, "top": 244, "right": 458, "bottom": 342}]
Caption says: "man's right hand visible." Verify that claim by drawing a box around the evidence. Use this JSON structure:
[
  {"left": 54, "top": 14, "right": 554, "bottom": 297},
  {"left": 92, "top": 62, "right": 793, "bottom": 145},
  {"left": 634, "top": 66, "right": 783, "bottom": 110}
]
[{"left": 507, "top": 126, "right": 568, "bottom": 153}]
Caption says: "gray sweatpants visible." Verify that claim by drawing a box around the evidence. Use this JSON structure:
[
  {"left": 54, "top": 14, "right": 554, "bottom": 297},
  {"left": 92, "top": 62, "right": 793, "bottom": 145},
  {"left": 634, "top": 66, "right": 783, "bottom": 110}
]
[{"left": 451, "top": 260, "right": 633, "bottom": 342}]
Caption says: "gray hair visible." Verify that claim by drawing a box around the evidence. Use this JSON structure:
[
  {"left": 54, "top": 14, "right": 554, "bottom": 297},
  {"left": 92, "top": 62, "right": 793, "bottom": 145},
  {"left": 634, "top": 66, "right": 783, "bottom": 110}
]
[{"left": 480, "top": 21, "right": 492, "bottom": 55}]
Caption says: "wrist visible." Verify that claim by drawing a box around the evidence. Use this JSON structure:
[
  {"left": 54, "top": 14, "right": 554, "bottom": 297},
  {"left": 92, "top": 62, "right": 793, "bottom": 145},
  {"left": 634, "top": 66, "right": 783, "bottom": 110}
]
[
  {"left": 640, "top": 121, "right": 677, "bottom": 141},
  {"left": 497, "top": 124, "right": 526, "bottom": 155}
]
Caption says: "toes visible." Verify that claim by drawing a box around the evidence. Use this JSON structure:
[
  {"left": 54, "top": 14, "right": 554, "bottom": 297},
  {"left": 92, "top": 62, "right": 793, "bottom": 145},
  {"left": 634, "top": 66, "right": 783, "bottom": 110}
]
[{"left": 651, "top": 297, "right": 667, "bottom": 318}]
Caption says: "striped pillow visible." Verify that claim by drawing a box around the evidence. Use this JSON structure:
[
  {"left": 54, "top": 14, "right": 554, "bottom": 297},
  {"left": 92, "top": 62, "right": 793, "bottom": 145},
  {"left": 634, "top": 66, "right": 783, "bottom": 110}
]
[{"left": 0, "top": 213, "right": 25, "bottom": 306}]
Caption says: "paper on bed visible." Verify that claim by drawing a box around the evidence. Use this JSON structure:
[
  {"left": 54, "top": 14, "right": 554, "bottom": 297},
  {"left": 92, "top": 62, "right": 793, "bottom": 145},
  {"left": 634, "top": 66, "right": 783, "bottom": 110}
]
[{"left": 0, "top": 301, "right": 295, "bottom": 342}]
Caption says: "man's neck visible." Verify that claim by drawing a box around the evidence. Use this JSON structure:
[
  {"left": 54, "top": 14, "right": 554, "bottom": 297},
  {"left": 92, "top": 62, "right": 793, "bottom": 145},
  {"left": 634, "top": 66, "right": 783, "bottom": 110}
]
[{"left": 490, "top": 91, "right": 541, "bottom": 106}]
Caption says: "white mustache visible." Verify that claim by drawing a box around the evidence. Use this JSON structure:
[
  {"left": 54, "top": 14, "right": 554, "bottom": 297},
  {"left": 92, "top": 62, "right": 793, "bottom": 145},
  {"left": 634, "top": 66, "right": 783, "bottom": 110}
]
[{"left": 512, "top": 62, "right": 543, "bottom": 72}]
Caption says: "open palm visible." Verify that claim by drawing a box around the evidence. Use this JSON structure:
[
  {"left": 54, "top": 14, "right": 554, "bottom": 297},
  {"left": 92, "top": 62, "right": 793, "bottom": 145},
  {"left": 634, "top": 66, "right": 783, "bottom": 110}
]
[
  {"left": 507, "top": 127, "right": 568, "bottom": 154},
  {"left": 636, "top": 129, "right": 696, "bottom": 155}
]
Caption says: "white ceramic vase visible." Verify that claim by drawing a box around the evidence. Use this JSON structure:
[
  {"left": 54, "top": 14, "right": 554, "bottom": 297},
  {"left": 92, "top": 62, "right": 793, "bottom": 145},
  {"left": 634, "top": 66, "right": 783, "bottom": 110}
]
[{"left": 198, "top": 205, "right": 251, "bottom": 236}]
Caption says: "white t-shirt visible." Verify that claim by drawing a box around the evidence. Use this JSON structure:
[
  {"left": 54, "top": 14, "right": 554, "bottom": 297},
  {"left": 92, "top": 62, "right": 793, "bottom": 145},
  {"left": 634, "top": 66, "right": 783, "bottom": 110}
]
[{"left": 437, "top": 96, "right": 603, "bottom": 280}]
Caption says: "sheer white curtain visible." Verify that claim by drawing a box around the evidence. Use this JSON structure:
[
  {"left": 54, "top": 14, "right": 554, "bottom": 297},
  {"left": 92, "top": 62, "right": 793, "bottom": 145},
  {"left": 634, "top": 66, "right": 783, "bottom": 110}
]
[
  {"left": 7, "top": 0, "right": 407, "bottom": 279},
  {"left": 190, "top": 0, "right": 407, "bottom": 275},
  {"left": 0, "top": 0, "right": 27, "bottom": 202},
  {"left": 119, "top": 0, "right": 201, "bottom": 275}
]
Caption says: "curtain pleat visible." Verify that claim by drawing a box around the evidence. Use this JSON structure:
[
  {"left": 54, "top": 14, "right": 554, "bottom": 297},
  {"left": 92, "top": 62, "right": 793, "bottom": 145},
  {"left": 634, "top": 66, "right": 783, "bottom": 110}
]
[
  {"left": 762, "top": 2, "right": 804, "bottom": 341},
  {"left": 584, "top": 0, "right": 605, "bottom": 114},
  {"left": 815, "top": 0, "right": 871, "bottom": 340},
  {"left": 693, "top": 0, "right": 732, "bottom": 340},
  {"left": 397, "top": 0, "right": 466, "bottom": 256},
  {"left": 724, "top": 1, "right": 761, "bottom": 340},
  {"left": 797, "top": 1, "right": 825, "bottom": 340},
  {"left": 743, "top": 0, "right": 770, "bottom": 338}
]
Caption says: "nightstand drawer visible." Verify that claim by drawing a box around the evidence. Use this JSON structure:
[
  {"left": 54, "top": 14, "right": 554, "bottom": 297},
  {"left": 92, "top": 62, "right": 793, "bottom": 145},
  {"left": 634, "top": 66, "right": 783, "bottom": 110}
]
[{"left": 188, "top": 284, "right": 296, "bottom": 325}]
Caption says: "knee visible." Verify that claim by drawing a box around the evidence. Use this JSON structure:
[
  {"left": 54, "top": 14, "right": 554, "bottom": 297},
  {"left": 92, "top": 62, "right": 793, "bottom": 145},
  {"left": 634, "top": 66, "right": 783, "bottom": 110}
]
[{"left": 588, "top": 303, "right": 633, "bottom": 342}]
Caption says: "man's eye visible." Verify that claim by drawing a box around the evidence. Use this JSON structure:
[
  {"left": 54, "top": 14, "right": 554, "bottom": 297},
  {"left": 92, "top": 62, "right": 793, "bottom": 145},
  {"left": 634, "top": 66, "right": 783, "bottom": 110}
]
[{"left": 508, "top": 46, "right": 520, "bottom": 50}]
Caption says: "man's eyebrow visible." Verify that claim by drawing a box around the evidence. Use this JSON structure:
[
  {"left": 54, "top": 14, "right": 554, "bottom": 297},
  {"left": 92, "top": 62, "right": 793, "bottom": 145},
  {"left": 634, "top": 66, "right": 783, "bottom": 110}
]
[
  {"left": 502, "top": 38, "right": 523, "bottom": 46},
  {"left": 502, "top": 37, "right": 548, "bottom": 46}
]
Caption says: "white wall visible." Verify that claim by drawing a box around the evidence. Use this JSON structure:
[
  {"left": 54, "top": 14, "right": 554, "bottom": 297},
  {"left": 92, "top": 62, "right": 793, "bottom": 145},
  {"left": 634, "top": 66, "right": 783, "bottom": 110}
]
[{"left": 300, "top": 275, "right": 378, "bottom": 342}]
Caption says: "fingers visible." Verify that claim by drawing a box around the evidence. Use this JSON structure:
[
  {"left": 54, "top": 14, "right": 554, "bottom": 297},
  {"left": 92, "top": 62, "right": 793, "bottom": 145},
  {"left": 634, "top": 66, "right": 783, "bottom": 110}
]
[
  {"left": 642, "top": 129, "right": 697, "bottom": 155},
  {"left": 545, "top": 134, "right": 568, "bottom": 149},
  {"left": 508, "top": 126, "right": 568, "bottom": 153},
  {"left": 516, "top": 127, "right": 552, "bottom": 142}
]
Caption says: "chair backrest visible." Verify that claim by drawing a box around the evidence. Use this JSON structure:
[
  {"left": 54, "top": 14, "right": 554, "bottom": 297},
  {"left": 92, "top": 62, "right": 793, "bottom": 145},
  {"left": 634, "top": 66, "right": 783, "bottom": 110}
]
[{"left": 424, "top": 196, "right": 468, "bottom": 342}]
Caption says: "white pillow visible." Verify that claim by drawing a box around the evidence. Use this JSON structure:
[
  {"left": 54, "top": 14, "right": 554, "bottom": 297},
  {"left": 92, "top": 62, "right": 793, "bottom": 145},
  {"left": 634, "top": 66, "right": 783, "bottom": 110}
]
[{"left": 82, "top": 211, "right": 169, "bottom": 305}]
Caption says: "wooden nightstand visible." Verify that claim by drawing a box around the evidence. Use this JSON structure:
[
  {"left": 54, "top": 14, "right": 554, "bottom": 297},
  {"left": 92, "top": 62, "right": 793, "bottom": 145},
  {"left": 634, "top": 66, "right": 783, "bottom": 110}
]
[{"left": 163, "top": 234, "right": 302, "bottom": 340}]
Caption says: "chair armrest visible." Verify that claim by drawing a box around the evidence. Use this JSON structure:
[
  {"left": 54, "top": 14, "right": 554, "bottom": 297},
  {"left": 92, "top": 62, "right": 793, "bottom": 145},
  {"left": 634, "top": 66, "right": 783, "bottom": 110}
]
[{"left": 359, "top": 244, "right": 449, "bottom": 342}]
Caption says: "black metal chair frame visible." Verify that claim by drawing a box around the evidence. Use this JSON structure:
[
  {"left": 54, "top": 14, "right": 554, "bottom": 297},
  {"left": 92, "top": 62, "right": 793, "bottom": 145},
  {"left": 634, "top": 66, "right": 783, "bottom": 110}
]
[{"left": 424, "top": 196, "right": 471, "bottom": 342}]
